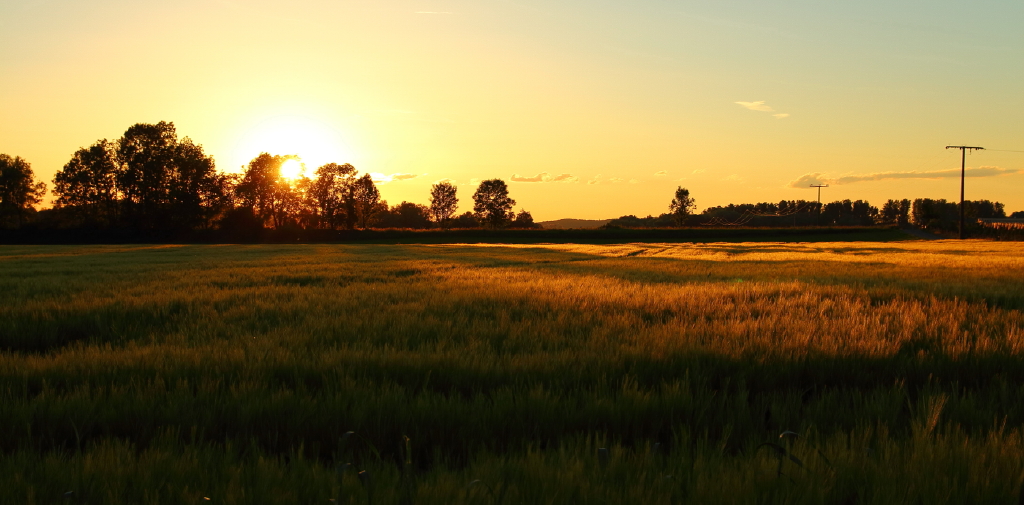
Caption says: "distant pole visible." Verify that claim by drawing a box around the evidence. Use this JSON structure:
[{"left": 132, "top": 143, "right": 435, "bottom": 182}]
[
  {"left": 945, "top": 145, "right": 984, "bottom": 239},
  {"left": 810, "top": 184, "right": 828, "bottom": 226}
]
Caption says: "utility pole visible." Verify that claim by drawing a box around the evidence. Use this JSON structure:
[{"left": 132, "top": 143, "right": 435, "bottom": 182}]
[
  {"left": 945, "top": 145, "right": 984, "bottom": 239},
  {"left": 810, "top": 184, "right": 828, "bottom": 226}
]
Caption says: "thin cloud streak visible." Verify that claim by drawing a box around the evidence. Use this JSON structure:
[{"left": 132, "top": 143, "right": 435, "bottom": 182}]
[
  {"left": 370, "top": 172, "right": 422, "bottom": 183},
  {"left": 511, "top": 172, "right": 578, "bottom": 183},
  {"left": 735, "top": 101, "right": 774, "bottom": 112},
  {"left": 789, "top": 166, "right": 1021, "bottom": 188},
  {"left": 587, "top": 174, "right": 628, "bottom": 185}
]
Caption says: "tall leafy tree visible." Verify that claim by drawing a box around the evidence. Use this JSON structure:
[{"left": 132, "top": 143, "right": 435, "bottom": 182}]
[
  {"left": 472, "top": 179, "right": 516, "bottom": 228},
  {"left": 429, "top": 181, "right": 458, "bottom": 228},
  {"left": 668, "top": 186, "right": 696, "bottom": 226},
  {"left": 52, "top": 140, "right": 120, "bottom": 227},
  {"left": 167, "top": 137, "right": 224, "bottom": 230},
  {"left": 117, "top": 122, "right": 178, "bottom": 229},
  {"left": 308, "top": 163, "right": 358, "bottom": 229},
  {"left": 235, "top": 153, "right": 297, "bottom": 229},
  {"left": 111, "top": 121, "right": 225, "bottom": 231},
  {"left": 0, "top": 154, "right": 47, "bottom": 228},
  {"left": 352, "top": 174, "right": 380, "bottom": 229}
]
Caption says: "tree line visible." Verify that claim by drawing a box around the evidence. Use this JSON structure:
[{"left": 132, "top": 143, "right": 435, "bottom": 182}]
[
  {"left": 1, "top": 121, "right": 1020, "bottom": 235},
  {"left": 0, "top": 122, "right": 537, "bottom": 233},
  {"left": 607, "top": 186, "right": 1013, "bottom": 231}
]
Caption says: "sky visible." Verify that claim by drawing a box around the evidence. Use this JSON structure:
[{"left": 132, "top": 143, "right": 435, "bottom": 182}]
[{"left": 2, "top": 0, "right": 1022, "bottom": 220}]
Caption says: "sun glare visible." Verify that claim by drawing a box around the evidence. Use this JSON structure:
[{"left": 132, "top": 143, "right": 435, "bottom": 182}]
[
  {"left": 280, "top": 159, "right": 304, "bottom": 180},
  {"left": 231, "top": 114, "right": 352, "bottom": 174}
]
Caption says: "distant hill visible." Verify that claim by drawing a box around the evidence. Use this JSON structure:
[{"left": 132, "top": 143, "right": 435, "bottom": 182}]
[{"left": 537, "top": 218, "right": 612, "bottom": 229}]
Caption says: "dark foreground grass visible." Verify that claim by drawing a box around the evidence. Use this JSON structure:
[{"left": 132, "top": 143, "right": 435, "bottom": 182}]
[{"left": 1, "top": 241, "right": 1023, "bottom": 504}]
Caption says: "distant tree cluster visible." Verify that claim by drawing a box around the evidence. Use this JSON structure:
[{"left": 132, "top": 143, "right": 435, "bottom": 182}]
[
  {"left": 603, "top": 188, "right": 1009, "bottom": 232},
  {"left": 910, "top": 198, "right": 1005, "bottom": 232},
  {"left": 1, "top": 121, "right": 540, "bottom": 235}
]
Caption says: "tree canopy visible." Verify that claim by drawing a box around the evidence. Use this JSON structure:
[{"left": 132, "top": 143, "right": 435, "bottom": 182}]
[
  {"left": 472, "top": 179, "right": 516, "bottom": 228},
  {"left": 50, "top": 121, "right": 226, "bottom": 232},
  {"left": 668, "top": 186, "right": 695, "bottom": 225},
  {"left": 429, "top": 181, "right": 458, "bottom": 228},
  {"left": 0, "top": 154, "right": 46, "bottom": 229}
]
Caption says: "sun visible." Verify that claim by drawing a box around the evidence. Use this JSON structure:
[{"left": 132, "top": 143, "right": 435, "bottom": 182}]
[
  {"left": 279, "top": 159, "right": 304, "bottom": 180},
  {"left": 231, "top": 114, "right": 352, "bottom": 174}
]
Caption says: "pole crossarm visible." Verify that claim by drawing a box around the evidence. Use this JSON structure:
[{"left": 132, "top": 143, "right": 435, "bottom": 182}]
[{"left": 945, "top": 146, "right": 985, "bottom": 151}]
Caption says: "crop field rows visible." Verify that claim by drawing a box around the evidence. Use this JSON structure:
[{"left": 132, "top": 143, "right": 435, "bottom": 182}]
[{"left": 1, "top": 240, "right": 1023, "bottom": 504}]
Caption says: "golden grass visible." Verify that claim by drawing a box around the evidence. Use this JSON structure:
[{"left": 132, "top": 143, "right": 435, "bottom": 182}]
[{"left": 1, "top": 241, "right": 1023, "bottom": 503}]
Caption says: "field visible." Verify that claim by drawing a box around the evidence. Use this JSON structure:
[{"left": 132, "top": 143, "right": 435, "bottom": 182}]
[{"left": 2, "top": 239, "right": 1024, "bottom": 504}]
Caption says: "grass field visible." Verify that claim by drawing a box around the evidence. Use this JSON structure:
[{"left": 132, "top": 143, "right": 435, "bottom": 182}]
[{"left": 2, "top": 240, "right": 1023, "bottom": 504}]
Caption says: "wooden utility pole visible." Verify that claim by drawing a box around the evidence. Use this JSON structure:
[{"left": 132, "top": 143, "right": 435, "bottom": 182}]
[
  {"left": 810, "top": 184, "right": 828, "bottom": 225},
  {"left": 945, "top": 146, "right": 984, "bottom": 239}
]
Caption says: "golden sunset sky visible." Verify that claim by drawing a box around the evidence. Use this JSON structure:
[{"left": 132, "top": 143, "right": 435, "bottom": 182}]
[{"left": 2, "top": 0, "right": 1022, "bottom": 219}]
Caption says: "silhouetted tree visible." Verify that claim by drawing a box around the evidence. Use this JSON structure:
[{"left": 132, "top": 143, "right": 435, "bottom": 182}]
[
  {"left": 307, "top": 163, "right": 357, "bottom": 230},
  {"left": 820, "top": 199, "right": 877, "bottom": 225},
  {"left": 116, "top": 122, "right": 177, "bottom": 229},
  {"left": 472, "top": 179, "right": 515, "bottom": 228},
  {"left": 510, "top": 209, "right": 538, "bottom": 229},
  {"left": 452, "top": 211, "right": 480, "bottom": 228},
  {"left": 964, "top": 200, "right": 1005, "bottom": 220},
  {"left": 52, "top": 140, "right": 120, "bottom": 227},
  {"left": 668, "top": 186, "right": 695, "bottom": 225},
  {"left": 879, "top": 199, "right": 911, "bottom": 225},
  {"left": 235, "top": 153, "right": 299, "bottom": 229},
  {"left": 168, "top": 137, "right": 227, "bottom": 230},
  {"left": 352, "top": 174, "right": 380, "bottom": 229},
  {"left": 911, "top": 198, "right": 1007, "bottom": 233},
  {"left": 429, "top": 181, "right": 458, "bottom": 228},
  {"left": 111, "top": 122, "right": 225, "bottom": 231},
  {"left": 911, "top": 198, "right": 957, "bottom": 230},
  {"left": 0, "top": 154, "right": 47, "bottom": 228},
  {"left": 376, "top": 201, "right": 432, "bottom": 229}
]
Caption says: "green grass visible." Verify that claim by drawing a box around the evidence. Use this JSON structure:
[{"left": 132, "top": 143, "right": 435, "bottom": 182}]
[{"left": 1, "top": 241, "right": 1023, "bottom": 504}]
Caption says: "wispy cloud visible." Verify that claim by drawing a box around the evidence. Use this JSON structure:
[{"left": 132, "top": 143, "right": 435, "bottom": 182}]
[
  {"left": 653, "top": 170, "right": 668, "bottom": 176},
  {"left": 370, "top": 172, "right": 422, "bottom": 183},
  {"left": 511, "top": 172, "right": 578, "bottom": 183},
  {"left": 587, "top": 174, "right": 629, "bottom": 185},
  {"left": 433, "top": 178, "right": 456, "bottom": 185},
  {"left": 789, "top": 166, "right": 1021, "bottom": 188},
  {"left": 735, "top": 101, "right": 774, "bottom": 112},
  {"left": 736, "top": 101, "right": 791, "bottom": 118},
  {"left": 692, "top": 169, "right": 706, "bottom": 174}
]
